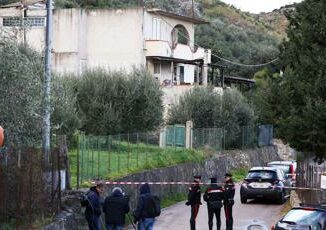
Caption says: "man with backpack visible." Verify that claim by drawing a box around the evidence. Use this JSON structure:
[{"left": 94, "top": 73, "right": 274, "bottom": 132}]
[
  {"left": 133, "top": 183, "right": 161, "bottom": 230},
  {"left": 103, "top": 187, "right": 130, "bottom": 230},
  {"left": 203, "top": 177, "right": 225, "bottom": 230},
  {"left": 81, "top": 182, "right": 104, "bottom": 230}
]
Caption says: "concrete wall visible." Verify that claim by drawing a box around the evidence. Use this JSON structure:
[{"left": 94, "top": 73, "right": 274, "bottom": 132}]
[
  {"left": 52, "top": 8, "right": 145, "bottom": 74},
  {"left": 144, "top": 11, "right": 195, "bottom": 48},
  {"left": 0, "top": 7, "right": 145, "bottom": 74},
  {"left": 48, "top": 146, "right": 280, "bottom": 230}
]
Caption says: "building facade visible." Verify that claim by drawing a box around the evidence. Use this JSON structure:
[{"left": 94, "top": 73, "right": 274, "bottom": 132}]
[{"left": 0, "top": 1, "right": 211, "bottom": 85}]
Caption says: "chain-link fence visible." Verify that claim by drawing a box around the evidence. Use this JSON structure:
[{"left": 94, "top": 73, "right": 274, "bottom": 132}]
[
  {"left": 76, "top": 131, "right": 202, "bottom": 188},
  {"left": 75, "top": 124, "right": 273, "bottom": 188},
  {"left": 193, "top": 125, "right": 258, "bottom": 151}
]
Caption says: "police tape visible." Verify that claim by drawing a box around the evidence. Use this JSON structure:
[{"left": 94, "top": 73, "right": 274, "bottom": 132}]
[{"left": 91, "top": 181, "right": 324, "bottom": 191}]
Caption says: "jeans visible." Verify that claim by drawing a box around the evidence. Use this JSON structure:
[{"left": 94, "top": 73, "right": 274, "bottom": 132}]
[
  {"left": 86, "top": 215, "right": 100, "bottom": 230},
  {"left": 137, "top": 218, "right": 155, "bottom": 230},
  {"left": 106, "top": 224, "right": 124, "bottom": 230}
]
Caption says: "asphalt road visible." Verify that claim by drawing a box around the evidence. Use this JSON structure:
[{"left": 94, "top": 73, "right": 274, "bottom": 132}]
[{"left": 153, "top": 186, "right": 285, "bottom": 230}]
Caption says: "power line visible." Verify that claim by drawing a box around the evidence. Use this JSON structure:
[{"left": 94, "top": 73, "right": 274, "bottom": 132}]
[{"left": 149, "top": 8, "right": 279, "bottom": 68}]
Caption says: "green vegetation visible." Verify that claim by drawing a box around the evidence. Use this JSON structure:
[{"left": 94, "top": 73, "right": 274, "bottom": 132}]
[
  {"left": 69, "top": 141, "right": 205, "bottom": 187},
  {"left": 75, "top": 69, "right": 163, "bottom": 136},
  {"left": 254, "top": 0, "right": 326, "bottom": 161},
  {"left": 161, "top": 193, "right": 187, "bottom": 208},
  {"left": 196, "top": 0, "right": 280, "bottom": 78},
  {"left": 230, "top": 168, "right": 249, "bottom": 182},
  {"left": 0, "top": 38, "right": 43, "bottom": 145},
  {"left": 168, "top": 87, "right": 254, "bottom": 129},
  {"left": 252, "top": 68, "right": 282, "bottom": 126}
]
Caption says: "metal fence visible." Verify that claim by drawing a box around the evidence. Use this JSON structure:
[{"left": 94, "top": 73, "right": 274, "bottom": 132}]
[
  {"left": 0, "top": 145, "right": 64, "bottom": 229},
  {"left": 296, "top": 159, "right": 326, "bottom": 204},
  {"left": 76, "top": 124, "right": 273, "bottom": 187},
  {"left": 193, "top": 125, "right": 258, "bottom": 150},
  {"left": 77, "top": 131, "right": 183, "bottom": 187}
]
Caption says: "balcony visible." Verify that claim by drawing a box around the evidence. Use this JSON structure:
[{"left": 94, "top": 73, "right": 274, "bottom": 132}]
[{"left": 145, "top": 40, "right": 210, "bottom": 62}]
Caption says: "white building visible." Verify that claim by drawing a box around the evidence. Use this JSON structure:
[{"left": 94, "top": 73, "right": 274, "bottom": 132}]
[{"left": 0, "top": 0, "right": 211, "bottom": 86}]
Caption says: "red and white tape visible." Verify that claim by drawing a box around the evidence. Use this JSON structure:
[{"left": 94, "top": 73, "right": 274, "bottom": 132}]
[{"left": 91, "top": 181, "right": 324, "bottom": 191}]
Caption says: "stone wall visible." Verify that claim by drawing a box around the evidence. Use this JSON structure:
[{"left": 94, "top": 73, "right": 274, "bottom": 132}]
[{"left": 44, "top": 146, "right": 279, "bottom": 229}]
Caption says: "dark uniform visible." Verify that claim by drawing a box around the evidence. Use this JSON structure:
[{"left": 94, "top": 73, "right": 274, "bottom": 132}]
[
  {"left": 203, "top": 177, "right": 225, "bottom": 230},
  {"left": 186, "top": 175, "right": 201, "bottom": 230},
  {"left": 223, "top": 173, "right": 235, "bottom": 230}
]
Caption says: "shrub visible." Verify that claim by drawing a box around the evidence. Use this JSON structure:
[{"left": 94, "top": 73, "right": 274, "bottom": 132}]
[
  {"left": 76, "top": 68, "right": 163, "bottom": 135},
  {"left": 0, "top": 39, "right": 43, "bottom": 145},
  {"left": 167, "top": 87, "right": 254, "bottom": 129},
  {"left": 51, "top": 75, "right": 81, "bottom": 143},
  {"left": 0, "top": 38, "right": 81, "bottom": 146}
]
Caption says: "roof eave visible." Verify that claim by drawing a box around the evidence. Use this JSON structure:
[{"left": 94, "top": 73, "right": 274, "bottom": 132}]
[{"left": 147, "top": 9, "right": 209, "bottom": 25}]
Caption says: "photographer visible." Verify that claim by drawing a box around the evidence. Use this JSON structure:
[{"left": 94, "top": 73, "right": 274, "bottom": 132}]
[
  {"left": 85, "top": 182, "right": 104, "bottom": 230},
  {"left": 103, "top": 187, "right": 130, "bottom": 230}
]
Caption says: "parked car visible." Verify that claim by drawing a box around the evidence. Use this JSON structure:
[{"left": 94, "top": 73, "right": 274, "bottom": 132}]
[
  {"left": 240, "top": 167, "right": 287, "bottom": 204},
  {"left": 267, "top": 161, "right": 297, "bottom": 186},
  {"left": 271, "top": 205, "right": 326, "bottom": 230}
]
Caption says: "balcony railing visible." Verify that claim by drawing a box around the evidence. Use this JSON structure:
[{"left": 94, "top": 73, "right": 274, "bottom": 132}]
[{"left": 145, "top": 40, "right": 208, "bottom": 61}]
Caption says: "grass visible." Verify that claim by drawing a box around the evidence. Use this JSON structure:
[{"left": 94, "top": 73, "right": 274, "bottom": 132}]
[
  {"left": 69, "top": 141, "right": 205, "bottom": 187},
  {"left": 161, "top": 193, "right": 188, "bottom": 208},
  {"left": 230, "top": 168, "right": 249, "bottom": 182}
]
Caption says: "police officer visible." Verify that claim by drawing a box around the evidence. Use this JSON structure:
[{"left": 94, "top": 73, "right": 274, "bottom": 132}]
[
  {"left": 223, "top": 173, "right": 235, "bottom": 230},
  {"left": 186, "top": 175, "right": 201, "bottom": 230},
  {"left": 204, "top": 177, "right": 225, "bottom": 230}
]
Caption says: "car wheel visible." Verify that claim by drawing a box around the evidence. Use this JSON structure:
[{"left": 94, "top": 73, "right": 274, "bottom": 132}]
[{"left": 241, "top": 196, "right": 247, "bottom": 204}]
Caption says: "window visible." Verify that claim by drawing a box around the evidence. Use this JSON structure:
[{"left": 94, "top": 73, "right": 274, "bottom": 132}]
[
  {"left": 154, "top": 63, "right": 161, "bottom": 74},
  {"left": 172, "top": 25, "right": 189, "bottom": 46},
  {"left": 152, "top": 18, "right": 161, "bottom": 40},
  {"left": 24, "top": 17, "right": 45, "bottom": 27},
  {"left": 247, "top": 170, "right": 277, "bottom": 179},
  {"left": 3, "top": 17, "right": 21, "bottom": 27},
  {"left": 2, "top": 17, "right": 45, "bottom": 27}
]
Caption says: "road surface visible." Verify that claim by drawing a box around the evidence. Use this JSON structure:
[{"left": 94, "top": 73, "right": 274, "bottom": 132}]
[{"left": 153, "top": 186, "right": 285, "bottom": 230}]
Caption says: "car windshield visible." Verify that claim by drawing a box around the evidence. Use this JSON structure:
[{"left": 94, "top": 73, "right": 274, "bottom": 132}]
[
  {"left": 282, "top": 209, "right": 326, "bottom": 226},
  {"left": 247, "top": 170, "right": 277, "bottom": 179},
  {"left": 268, "top": 164, "right": 290, "bottom": 174}
]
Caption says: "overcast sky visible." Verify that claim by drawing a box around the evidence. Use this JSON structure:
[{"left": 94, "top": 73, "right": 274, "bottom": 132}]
[{"left": 220, "top": 0, "right": 303, "bottom": 14}]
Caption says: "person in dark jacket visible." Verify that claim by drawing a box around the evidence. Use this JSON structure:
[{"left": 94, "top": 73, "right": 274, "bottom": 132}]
[
  {"left": 103, "top": 187, "right": 130, "bottom": 230},
  {"left": 223, "top": 173, "right": 235, "bottom": 230},
  {"left": 85, "top": 182, "right": 104, "bottom": 230},
  {"left": 186, "top": 175, "right": 202, "bottom": 230},
  {"left": 133, "top": 183, "right": 156, "bottom": 230},
  {"left": 204, "top": 177, "right": 225, "bottom": 230}
]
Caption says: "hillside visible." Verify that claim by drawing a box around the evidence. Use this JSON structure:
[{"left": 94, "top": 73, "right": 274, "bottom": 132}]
[
  {"left": 255, "top": 5, "right": 295, "bottom": 38},
  {"left": 0, "top": 0, "right": 291, "bottom": 78}
]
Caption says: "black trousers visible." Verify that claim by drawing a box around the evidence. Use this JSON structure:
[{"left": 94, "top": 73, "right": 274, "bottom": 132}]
[
  {"left": 208, "top": 207, "right": 221, "bottom": 230},
  {"left": 224, "top": 201, "right": 234, "bottom": 230},
  {"left": 190, "top": 204, "right": 200, "bottom": 230}
]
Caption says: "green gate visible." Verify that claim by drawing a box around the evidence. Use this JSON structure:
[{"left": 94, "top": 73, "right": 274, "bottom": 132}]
[{"left": 166, "top": 124, "right": 185, "bottom": 147}]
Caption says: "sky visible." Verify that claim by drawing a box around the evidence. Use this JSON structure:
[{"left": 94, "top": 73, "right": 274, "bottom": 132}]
[{"left": 220, "top": 0, "right": 303, "bottom": 14}]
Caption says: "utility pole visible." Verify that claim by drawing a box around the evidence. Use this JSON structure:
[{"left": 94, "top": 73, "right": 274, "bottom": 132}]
[
  {"left": 138, "top": 0, "right": 144, "bottom": 7},
  {"left": 43, "top": 0, "right": 53, "bottom": 163},
  {"left": 192, "top": 0, "right": 194, "bottom": 17}
]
